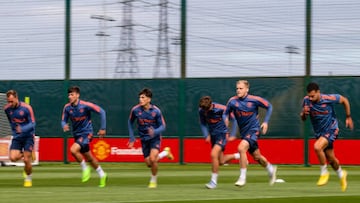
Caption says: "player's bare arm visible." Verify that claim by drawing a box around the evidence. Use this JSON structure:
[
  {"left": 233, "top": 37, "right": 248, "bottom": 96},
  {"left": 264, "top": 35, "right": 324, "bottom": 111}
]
[
  {"left": 97, "top": 129, "right": 106, "bottom": 138},
  {"left": 63, "top": 124, "right": 70, "bottom": 132},
  {"left": 127, "top": 140, "right": 135, "bottom": 148},
  {"left": 15, "top": 124, "right": 22, "bottom": 133},
  {"left": 260, "top": 122, "right": 268, "bottom": 134},
  {"left": 339, "top": 95, "right": 354, "bottom": 130},
  {"left": 205, "top": 135, "right": 211, "bottom": 143},
  {"left": 227, "top": 134, "right": 236, "bottom": 142},
  {"left": 148, "top": 127, "right": 155, "bottom": 137},
  {"left": 300, "top": 105, "right": 310, "bottom": 121}
]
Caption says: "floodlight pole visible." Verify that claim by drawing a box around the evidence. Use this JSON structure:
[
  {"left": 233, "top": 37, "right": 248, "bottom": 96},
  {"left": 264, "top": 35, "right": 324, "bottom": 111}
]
[
  {"left": 285, "top": 45, "right": 300, "bottom": 75},
  {"left": 303, "top": 0, "right": 312, "bottom": 167},
  {"left": 63, "top": 0, "right": 71, "bottom": 164},
  {"left": 178, "top": 0, "right": 187, "bottom": 165}
]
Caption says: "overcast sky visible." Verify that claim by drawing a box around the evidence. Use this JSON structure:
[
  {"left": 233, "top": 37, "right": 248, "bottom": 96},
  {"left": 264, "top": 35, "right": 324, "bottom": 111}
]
[{"left": 0, "top": 0, "right": 359, "bottom": 80}]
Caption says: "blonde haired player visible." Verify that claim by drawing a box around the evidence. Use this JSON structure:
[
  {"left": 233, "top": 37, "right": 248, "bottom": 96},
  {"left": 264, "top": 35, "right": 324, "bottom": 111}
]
[
  {"left": 4, "top": 90, "right": 36, "bottom": 187},
  {"left": 225, "top": 80, "right": 277, "bottom": 187}
]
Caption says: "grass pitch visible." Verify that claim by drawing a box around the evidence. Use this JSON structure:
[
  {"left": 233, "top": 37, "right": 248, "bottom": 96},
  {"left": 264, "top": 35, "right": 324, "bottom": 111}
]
[{"left": 1, "top": 163, "right": 360, "bottom": 203}]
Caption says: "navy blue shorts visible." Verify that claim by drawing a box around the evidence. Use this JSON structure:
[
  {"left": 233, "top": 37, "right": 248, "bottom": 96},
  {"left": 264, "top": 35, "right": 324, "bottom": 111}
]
[
  {"left": 317, "top": 130, "right": 338, "bottom": 150},
  {"left": 242, "top": 131, "right": 260, "bottom": 153},
  {"left": 10, "top": 135, "right": 34, "bottom": 152},
  {"left": 75, "top": 133, "right": 93, "bottom": 153},
  {"left": 211, "top": 132, "right": 227, "bottom": 151},
  {"left": 141, "top": 136, "right": 161, "bottom": 158}
]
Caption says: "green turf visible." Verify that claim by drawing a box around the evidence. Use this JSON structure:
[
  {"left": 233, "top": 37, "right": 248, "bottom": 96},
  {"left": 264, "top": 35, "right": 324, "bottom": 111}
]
[{"left": 0, "top": 163, "right": 359, "bottom": 203}]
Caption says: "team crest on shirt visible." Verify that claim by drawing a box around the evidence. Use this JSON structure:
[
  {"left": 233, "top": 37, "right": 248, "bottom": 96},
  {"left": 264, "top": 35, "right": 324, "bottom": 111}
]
[
  {"left": 69, "top": 110, "right": 73, "bottom": 114},
  {"left": 321, "top": 104, "right": 326, "bottom": 107},
  {"left": 79, "top": 108, "right": 84, "bottom": 113},
  {"left": 246, "top": 102, "right": 252, "bottom": 108},
  {"left": 19, "top": 110, "right": 24, "bottom": 116},
  {"left": 151, "top": 112, "right": 156, "bottom": 117}
]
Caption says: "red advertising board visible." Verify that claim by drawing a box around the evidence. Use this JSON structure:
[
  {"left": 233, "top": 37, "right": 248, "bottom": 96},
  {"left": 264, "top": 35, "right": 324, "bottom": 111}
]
[
  {"left": 39, "top": 137, "right": 179, "bottom": 163},
  {"left": 38, "top": 137, "right": 360, "bottom": 165}
]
